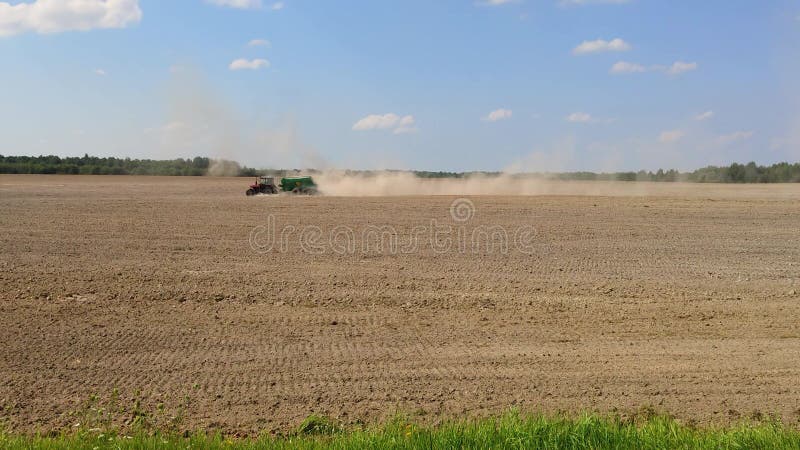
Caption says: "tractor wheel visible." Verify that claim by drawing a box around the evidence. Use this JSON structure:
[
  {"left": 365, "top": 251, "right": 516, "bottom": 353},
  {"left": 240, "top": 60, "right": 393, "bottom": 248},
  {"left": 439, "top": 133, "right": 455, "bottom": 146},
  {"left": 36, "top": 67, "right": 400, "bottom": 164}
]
[
  {"left": 246, "top": 189, "right": 255, "bottom": 196},
  {"left": 292, "top": 187, "right": 301, "bottom": 194}
]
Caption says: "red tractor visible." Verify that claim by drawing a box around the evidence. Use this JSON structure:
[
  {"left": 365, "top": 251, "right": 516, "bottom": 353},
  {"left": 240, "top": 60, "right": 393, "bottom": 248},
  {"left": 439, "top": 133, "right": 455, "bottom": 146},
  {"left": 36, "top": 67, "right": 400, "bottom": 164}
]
[{"left": 245, "top": 176, "right": 278, "bottom": 196}]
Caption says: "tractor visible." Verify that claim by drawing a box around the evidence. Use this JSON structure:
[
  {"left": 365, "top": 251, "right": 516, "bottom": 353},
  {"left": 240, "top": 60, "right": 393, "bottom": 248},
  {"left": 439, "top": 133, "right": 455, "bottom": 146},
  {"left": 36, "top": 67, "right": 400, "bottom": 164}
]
[
  {"left": 245, "top": 175, "right": 318, "bottom": 196},
  {"left": 245, "top": 176, "right": 278, "bottom": 196}
]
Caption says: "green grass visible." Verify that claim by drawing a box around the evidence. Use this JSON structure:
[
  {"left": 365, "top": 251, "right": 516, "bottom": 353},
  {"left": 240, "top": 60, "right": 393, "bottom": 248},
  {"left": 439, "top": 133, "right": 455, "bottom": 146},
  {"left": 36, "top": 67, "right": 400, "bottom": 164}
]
[{"left": 2, "top": 412, "right": 799, "bottom": 449}]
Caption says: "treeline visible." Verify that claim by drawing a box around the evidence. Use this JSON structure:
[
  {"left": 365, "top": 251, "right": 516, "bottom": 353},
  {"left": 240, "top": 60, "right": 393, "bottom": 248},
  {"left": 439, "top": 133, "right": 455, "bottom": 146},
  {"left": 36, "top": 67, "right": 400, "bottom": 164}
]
[
  {"left": 0, "top": 154, "right": 258, "bottom": 177},
  {"left": 418, "top": 162, "right": 800, "bottom": 183},
  {"left": 687, "top": 162, "right": 800, "bottom": 183},
  {"left": 2, "top": 155, "right": 800, "bottom": 183},
  {"left": 537, "top": 162, "right": 800, "bottom": 183}
]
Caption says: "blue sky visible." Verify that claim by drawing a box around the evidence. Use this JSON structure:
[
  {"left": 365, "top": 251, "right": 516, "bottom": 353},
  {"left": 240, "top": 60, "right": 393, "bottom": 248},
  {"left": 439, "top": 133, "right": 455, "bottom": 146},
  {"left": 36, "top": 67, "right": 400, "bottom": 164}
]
[{"left": 1, "top": 0, "right": 799, "bottom": 172}]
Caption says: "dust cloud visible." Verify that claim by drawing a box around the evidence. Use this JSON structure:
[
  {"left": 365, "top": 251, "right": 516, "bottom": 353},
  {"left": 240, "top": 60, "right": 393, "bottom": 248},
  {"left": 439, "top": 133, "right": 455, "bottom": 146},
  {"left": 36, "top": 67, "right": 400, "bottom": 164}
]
[
  {"left": 207, "top": 159, "right": 241, "bottom": 177},
  {"left": 159, "top": 69, "right": 686, "bottom": 194},
  {"left": 313, "top": 171, "right": 670, "bottom": 197},
  {"left": 162, "top": 66, "right": 329, "bottom": 172}
]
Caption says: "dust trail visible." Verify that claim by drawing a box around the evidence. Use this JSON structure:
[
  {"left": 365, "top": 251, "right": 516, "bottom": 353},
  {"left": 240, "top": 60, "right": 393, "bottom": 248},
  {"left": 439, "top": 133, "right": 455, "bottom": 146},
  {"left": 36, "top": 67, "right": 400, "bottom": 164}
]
[
  {"left": 207, "top": 159, "right": 241, "bottom": 176},
  {"left": 313, "top": 171, "right": 674, "bottom": 197},
  {"left": 162, "top": 65, "right": 329, "bottom": 173}
]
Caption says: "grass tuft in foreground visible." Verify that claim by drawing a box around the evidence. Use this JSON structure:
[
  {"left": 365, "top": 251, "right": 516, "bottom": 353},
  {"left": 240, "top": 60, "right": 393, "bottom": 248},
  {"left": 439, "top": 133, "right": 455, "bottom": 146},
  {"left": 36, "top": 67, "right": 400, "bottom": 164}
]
[{"left": 2, "top": 411, "right": 799, "bottom": 449}]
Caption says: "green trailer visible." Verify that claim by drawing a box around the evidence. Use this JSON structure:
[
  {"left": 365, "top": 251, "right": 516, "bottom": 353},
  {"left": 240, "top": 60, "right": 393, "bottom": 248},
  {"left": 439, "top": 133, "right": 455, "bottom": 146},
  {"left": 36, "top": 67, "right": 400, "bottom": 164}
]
[{"left": 280, "top": 176, "right": 318, "bottom": 194}]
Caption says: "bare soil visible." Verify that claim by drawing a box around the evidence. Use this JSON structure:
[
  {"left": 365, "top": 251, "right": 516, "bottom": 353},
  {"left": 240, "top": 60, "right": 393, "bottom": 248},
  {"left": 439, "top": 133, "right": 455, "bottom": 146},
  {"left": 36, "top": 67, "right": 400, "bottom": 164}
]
[{"left": 1, "top": 175, "right": 799, "bottom": 434}]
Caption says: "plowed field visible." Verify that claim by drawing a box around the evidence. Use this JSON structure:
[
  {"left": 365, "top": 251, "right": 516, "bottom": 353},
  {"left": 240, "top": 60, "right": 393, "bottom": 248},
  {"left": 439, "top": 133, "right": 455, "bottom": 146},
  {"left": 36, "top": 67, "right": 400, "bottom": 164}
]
[{"left": 1, "top": 175, "right": 799, "bottom": 434}]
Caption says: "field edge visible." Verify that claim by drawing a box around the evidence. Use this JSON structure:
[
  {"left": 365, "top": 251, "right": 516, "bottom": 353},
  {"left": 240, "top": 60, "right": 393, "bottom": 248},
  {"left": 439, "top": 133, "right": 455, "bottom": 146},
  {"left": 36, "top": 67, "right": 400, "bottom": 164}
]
[{"left": 3, "top": 410, "right": 800, "bottom": 449}]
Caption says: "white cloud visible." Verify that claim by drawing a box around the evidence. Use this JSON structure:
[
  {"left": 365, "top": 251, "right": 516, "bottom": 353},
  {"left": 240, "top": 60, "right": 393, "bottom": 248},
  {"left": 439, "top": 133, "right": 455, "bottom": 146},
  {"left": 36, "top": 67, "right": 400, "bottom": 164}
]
[
  {"left": 483, "top": 108, "right": 513, "bottom": 122},
  {"left": 658, "top": 130, "right": 685, "bottom": 143},
  {"left": 229, "top": 58, "right": 270, "bottom": 70},
  {"left": 270, "top": 2, "right": 284, "bottom": 10},
  {"left": 566, "top": 112, "right": 593, "bottom": 123},
  {"left": 609, "top": 61, "right": 646, "bottom": 74},
  {"left": 206, "top": 0, "right": 262, "bottom": 9},
  {"left": 572, "top": 38, "right": 630, "bottom": 55},
  {"left": 248, "top": 38, "right": 270, "bottom": 47},
  {"left": 608, "top": 60, "right": 699, "bottom": 76},
  {"left": 559, "top": 0, "right": 631, "bottom": 5},
  {"left": 694, "top": 110, "right": 714, "bottom": 121},
  {"left": 565, "top": 112, "right": 616, "bottom": 124},
  {"left": 668, "top": 61, "right": 698, "bottom": 75},
  {"left": 94, "top": 68, "right": 106, "bottom": 76},
  {"left": 353, "top": 113, "right": 401, "bottom": 130},
  {"left": 0, "top": 0, "right": 141, "bottom": 37},
  {"left": 716, "top": 131, "right": 754, "bottom": 145},
  {"left": 475, "top": 0, "right": 520, "bottom": 6},
  {"left": 394, "top": 115, "right": 417, "bottom": 133},
  {"left": 352, "top": 113, "right": 417, "bottom": 134}
]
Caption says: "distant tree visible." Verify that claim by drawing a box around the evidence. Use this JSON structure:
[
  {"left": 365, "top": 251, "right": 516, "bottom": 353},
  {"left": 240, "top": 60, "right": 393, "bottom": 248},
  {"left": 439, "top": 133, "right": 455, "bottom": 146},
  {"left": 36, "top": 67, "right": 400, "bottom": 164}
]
[{"left": 1, "top": 155, "right": 800, "bottom": 182}]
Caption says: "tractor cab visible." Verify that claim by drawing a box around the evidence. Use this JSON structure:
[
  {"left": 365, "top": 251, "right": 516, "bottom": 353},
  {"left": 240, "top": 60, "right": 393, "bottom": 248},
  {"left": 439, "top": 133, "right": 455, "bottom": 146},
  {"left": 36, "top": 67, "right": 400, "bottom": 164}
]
[
  {"left": 246, "top": 176, "right": 278, "bottom": 196},
  {"left": 251, "top": 176, "right": 274, "bottom": 189}
]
